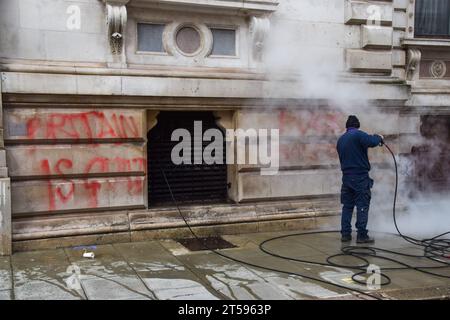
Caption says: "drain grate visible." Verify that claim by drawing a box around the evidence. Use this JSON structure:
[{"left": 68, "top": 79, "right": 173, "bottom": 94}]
[{"left": 176, "top": 236, "right": 237, "bottom": 251}]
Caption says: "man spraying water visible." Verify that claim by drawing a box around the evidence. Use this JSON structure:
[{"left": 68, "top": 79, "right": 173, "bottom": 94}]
[{"left": 336, "top": 115, "right": 384, "bottom": 244}]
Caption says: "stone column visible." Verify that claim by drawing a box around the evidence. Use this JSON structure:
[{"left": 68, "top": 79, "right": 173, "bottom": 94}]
[{"left": 0, "top": 79, "right": 11, "bottom": 255}]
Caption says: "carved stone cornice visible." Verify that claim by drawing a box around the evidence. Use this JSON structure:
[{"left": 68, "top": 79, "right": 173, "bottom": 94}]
[{"left": 128, "top": 0, "right": 279, "bottom": 15}]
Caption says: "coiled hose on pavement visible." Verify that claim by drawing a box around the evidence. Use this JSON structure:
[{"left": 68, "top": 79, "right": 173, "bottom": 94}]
[{"left": 161, "top": 143, "right": 450, "bottom": 300}]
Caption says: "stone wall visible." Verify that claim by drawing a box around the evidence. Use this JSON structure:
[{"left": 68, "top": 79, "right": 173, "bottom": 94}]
[
  {"left": 0, "top": 0, "right": 106, "bottom": 63},
  {"left": 0, "top": 0, "right": 428, "bottom": 249},
  {"left": 0, "top": 0, "right": 411, "bottom": 76},
  {"left": 3, "top": 107, "right": 146, "bottom": 215},
  {"left": 344, "top": 0, "right": 408, "bottom": 78},
  {"left": 236, "top": 108, "right": 420, "bottom": 202}
]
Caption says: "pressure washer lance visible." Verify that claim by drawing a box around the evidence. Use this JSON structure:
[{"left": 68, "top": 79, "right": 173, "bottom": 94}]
[{"left": 160, "top": 141, "right": 450, "bottom": 300}]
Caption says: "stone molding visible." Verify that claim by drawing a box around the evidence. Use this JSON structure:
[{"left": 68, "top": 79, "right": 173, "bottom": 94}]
[
  {"left": 249, "top": 16, "right": 270, "bottom": 62},
  {"left": 0, "top": 71, "right": 410, "bottom": 101},
  {"left": 128, "top": 0, "right": 279, "bottom": 15},
  {"left": 405, "top": 48, "right": 421, "bottom": 81},
  {"left": 105, "top": 1, "right": 129, "bottom": 56}
]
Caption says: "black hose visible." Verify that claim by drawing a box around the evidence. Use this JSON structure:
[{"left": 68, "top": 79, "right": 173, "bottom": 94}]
[
  {"left": 160, "top": 142, "right": 449, "bottom": 300},
  {"left": 161, "top": 169, "right": 382, "bottom": 300},
  {"left": 383, "top": 143, "right": 450, "bottom": 259},
  {"left": 259, "top": 143, "right": 450, "bottom": 286}
]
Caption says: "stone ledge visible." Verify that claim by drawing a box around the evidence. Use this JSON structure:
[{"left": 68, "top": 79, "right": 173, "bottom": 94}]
[
  {"left": 0, "top": 72, "right": 409, "bottom": 101},
  {"left": 402, "top": 38, "right": 450, "bottom": 48},
  {"left": 393, "top": 0, "right": 408, "bottom": 10},
  {"left": 11, "top": 198, "right": 341, "bottom": 251},
  {"left": 128, "top": 0, "right": 279, "bottom": 15},
  {"left": 0, "top": 62, "right": 409, "bottom": 86},
  {"left": 346, "top": 49, "right": 393, "bottom": 73},
  {"left": 345, "top": 0, "right": 393, "bottom": 26},
  {"left": 129, "top": 198, "right": 339, "bottom": 231},
  {"left": 362, "top": 25, "right": 393, "bottom": 49},
  {"left": 12, "top": 231, "right": 131, "bottom": 252},
  {"left": 12, "top": 214, "right": 339, "bottom": 252},
  {"left": 12, "top": 211, "right": 130, "bottom": 241}
]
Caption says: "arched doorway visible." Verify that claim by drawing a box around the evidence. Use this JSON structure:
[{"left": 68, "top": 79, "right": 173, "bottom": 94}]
[{"left": 147, "top": 111, "right": 228, "bottom": 205}]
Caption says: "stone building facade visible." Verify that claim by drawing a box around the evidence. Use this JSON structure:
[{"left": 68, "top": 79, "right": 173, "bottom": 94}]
[{"left": 0, "top": 0, "right": 449, "bottom": 254}]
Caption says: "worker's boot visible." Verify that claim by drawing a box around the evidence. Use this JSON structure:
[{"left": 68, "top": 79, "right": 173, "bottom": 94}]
[
  {"left": 341, "top": 234, "right": 352, "bottom": 243},
  {"left": 356, "top": 235, "right": 375, "bottom": 244}
]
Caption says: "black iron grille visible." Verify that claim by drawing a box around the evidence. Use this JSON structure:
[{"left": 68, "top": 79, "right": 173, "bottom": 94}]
[
  {"left": 177, "top": 236, "right": 237, "bottom": 251},
  {"left": 148, "top": 112, "right": 228, "bottom": 205}
]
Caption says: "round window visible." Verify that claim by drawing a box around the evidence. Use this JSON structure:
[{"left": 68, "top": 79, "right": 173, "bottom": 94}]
[{"left": 175, "top": 26, "right": 201, "bottom": 55}]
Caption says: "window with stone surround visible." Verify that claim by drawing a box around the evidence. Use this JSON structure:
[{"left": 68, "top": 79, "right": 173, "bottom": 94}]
[
  {"left": 210, "top": 28, "right": 237, "bottom": 57},
  {"left": 137, "top": 23, "right": 166, "bottom": 53},
  {"left": 415, "top": 0, "right": 450, "bottom": 38},
  {"left": 136, "top": 21, "right": 239, "bottom": 59}
]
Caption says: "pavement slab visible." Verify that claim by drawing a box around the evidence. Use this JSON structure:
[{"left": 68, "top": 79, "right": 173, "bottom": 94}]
[
  {"left": 64, "top": 245, "right": 137, "bottom": 280},
  {"left": 144, "top": 278, "right": 219, "bottom": 300},
  {"left": 0, "top": 290, "right": 12, "bottom": 300},
  {"left": 11, "top": 249, "right": 86, "bottom": 300},
  {"left": 81, "top": 275, "right": 155, "bottom": 300},
  {"left": 1, "top": 230, "right": 449, "bottom": 300},
  {"left": 177, "top": 250, "right": 348, "bottom": 300},
  {"left": 113, "top": 241, "right": 223, "bottom": 300},
  {"left": 159, "top": 239, "right": 192, "bottom": 256}
]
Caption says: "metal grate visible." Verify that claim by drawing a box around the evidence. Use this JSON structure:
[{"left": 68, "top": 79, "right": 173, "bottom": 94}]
[
  {"left": 147, "top": 111, "right": 228, "bottom": 205},
  {"left": 177, "top": 236, "right": 237, "bottom": 251}
]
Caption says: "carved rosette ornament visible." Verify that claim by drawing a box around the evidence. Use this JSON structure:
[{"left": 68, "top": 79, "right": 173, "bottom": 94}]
[
  {"left": 105, "top": 1, "right": 128, "bottom": 55},
  {"left": 406, "top": 48, "right": 422, "bottom": 81},
  {"left": 430, "top": 60, "right": 447, "bottom": 79},
  {"left": 249, "top": 16, "right": 270, "bottom": 62}
]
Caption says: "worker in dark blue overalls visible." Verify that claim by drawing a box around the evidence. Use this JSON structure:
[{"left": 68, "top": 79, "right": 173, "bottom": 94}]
[{"left": 336, "top": 115, "right": 384, "bottom": 244}]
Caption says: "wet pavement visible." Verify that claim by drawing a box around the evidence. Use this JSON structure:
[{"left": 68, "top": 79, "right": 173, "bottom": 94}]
[{"left": 0, "top": 230, "right": 449, "bottom": 300}]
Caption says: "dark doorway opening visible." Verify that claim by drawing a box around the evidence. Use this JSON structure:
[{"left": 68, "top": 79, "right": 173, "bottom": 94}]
[
  {"left": 147, "top": 111, "right": 228, "bottom": 206},
  {"left": 411, "top": 115, "right": 450, "bottom": 194}
]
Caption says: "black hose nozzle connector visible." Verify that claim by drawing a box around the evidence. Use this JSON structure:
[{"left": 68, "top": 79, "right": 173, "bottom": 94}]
[{"left": 378, "top": 134, "right": 385, "bottom": 146}]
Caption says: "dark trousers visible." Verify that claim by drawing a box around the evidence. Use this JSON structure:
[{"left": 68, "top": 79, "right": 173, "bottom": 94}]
[{"left": 340, "top": 174, "right": 374, "bottom": 237}]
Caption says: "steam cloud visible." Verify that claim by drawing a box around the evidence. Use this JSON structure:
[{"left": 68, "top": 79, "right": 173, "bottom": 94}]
[{"left": 262, "top": 0, "right": 449, "bottom": 239}]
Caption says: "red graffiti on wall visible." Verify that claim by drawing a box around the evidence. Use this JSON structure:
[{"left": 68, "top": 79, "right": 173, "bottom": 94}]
[
  {"left": 26, "top": 111, "right": 141, "bottom": 140},
  {"left": 277, "top": 110, "right": 345, "bottom": 162},
  {"left": 84, "top": 157, "right": 146, "bottom": 174},
  {"left": 41, "top": 158, "right": 75, "bottom": 210},
  {"left": 278, "top": 110, "right": 344, "bottom": 136},
  {"left": 279, "top": 143, "right": 337, "bottom": 163},
  {"left": 41, "top": 156, "right": 145, "bottom": 211}
]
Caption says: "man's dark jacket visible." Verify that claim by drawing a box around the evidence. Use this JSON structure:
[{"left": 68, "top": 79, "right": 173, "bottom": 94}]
[{"left": 336, "top": 128, "right": 382, "bottom": 175}]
